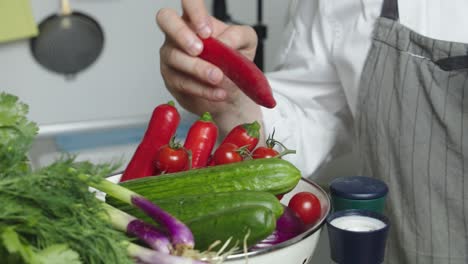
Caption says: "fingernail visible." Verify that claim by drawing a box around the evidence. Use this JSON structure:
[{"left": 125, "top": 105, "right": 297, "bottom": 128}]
[
  {"left": 188, "top": 38, "right": 203, "bottom": 55},
  {"left": 198, "top": 25, "right": 212, "bottom": 38},
  {"left": 213, "top": 89, "right": 226, "bottom": 100},
  {"left": 207, "top": 68, "right": 222, "bottom": 83}
]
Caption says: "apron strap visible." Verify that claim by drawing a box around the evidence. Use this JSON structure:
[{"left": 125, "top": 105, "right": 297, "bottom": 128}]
[
  {"left": 379, "top": 0, "right": 468, "bottom": 71},
  {"left": 436, "top": 55, "right": 468, "bottom": 71},
  {"left": 380, "top": 0, "right": 399, "bottom": 21}
]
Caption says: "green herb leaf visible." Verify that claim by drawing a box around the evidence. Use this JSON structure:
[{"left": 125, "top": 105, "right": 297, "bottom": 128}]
[
  {"left": 0, "top": 92, "right": 38, "bottom": 178},
  {"left": 36, "top": 245, "right": 81, "bottom": 264},
  {"left": 1, "top": 227, "right": 38, "bottom": 264},
  {"left": 0, "top": 93, "right": 132, "bottom": 264},
  {"left": 1, "top": 228, "right": 81, "bottom": 264}
]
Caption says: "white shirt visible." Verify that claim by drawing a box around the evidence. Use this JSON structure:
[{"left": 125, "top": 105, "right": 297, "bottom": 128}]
[{"left": 262, "top": 0, "right": 468, "bottom": 179}]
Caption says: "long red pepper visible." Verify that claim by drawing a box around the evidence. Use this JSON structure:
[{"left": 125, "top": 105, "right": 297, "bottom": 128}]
[
  {"left": 199, "top": 37, "right": 276, "bottom": 108},
  {"left": 120, "top": 101, "right": 180, "bottom": 182},
  {"left": 183, "top": 112, "right": 218, "bottom": 169},
  {"left": 219, "top": 120, "right": 261, "bottom": 152}
]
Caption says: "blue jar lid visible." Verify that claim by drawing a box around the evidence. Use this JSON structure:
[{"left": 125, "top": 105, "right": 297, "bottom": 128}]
[{"left": 329, "top": 176, "right": 388, "bottom": 200}]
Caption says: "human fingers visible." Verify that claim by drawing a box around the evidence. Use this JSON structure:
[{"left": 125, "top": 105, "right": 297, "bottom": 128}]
[
  {"left": 181, "top": 0, "right": 212, "bottom": 38},
  {"left": 161, "top": 64, "right": 227, "bottom": 102},
  {"left": 156, "top": 8, "right": 203, "bottom": 56},
  {"left": 216, "top": 25, "right": 258, "bottom": 59},
  {"left": 160, "top": 42, "right": 224, "bottom": 85}
]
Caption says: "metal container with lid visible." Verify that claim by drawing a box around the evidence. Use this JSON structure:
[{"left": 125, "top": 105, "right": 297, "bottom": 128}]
[{"left": 329, "top": 176, "right": 388, "bottom": 213}]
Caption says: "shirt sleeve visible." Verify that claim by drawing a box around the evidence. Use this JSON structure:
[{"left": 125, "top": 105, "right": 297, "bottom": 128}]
[{"left": 261, "top": 0, "right": 354, "bottom": 179}]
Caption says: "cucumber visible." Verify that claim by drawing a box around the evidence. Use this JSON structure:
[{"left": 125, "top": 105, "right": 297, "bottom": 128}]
[
  {"left": 110, "top": 158, "right": 301, "bottom": 202},
  {"left": 109, "top": 191, "right": 284, "bottom": 223},
  {"left": 187, "top": 205, "right": 276, "bottom": 251}
]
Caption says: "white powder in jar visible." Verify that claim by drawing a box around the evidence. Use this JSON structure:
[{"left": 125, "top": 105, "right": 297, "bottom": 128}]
[{"left": 330, "top": 215, "right": 386, "bottom": 232}]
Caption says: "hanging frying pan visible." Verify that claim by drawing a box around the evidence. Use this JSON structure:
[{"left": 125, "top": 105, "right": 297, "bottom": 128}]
[{"left": 30, "top": 0, "right": 104, "bottom": 77}]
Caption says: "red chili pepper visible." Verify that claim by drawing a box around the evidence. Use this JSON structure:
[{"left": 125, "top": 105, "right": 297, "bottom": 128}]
[
  {"left": 219, "top": 120, "right": 261, "bottom": 152},
  {"left": 183, "top": 112, "right": 218, "bottom": 169},
  {"left": 120, "top": 101, "right": 180, "bottom": 182},
  {"left": 199, "top": 37, "right": 276, "bottom": 108}
]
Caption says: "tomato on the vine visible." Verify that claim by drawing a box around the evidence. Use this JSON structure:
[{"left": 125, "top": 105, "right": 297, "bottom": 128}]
[
  {"left": 252, "top": 146, "right": 279, "bottom": 159},
  {"left": 288, "top": 192, "right": 321, "bottom": 225},
  {"left": 252, "top": 130, "right": 282, "bottom": 159},
  {"left": 212, "top": 143, "right": 243, "bottom": 165},
  {"left": 154, "top": 137, "right": 189, "bottom": 173}
]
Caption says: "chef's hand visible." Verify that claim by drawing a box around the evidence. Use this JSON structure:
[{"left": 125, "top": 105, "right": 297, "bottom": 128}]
[{"left": 156, "top": 0, "right": 263, "bottom": 135}]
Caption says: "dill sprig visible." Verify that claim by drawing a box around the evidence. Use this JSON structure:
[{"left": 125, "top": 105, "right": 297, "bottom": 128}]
[{"left": 0, "top": 157, "right": 132, "bottom": 264}]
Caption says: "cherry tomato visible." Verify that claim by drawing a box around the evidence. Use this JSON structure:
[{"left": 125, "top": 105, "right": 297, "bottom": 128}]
[
  {"left": 154, "top": 139, "right": 189, "bottom": 173},
  {"left": 252, "top": 146, "right": 279, "bottom": 159},
  {"left": 213, "top": 143, "right": 243, "bottom": 165},
  {"left": 252, "top": 130, "right": 281, "bottom": 159},
  {"left": 288, "top": 192, "right": 321, "bottom": 226}
]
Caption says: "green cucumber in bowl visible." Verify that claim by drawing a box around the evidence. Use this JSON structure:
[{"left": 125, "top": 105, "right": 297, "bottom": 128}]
[
  {"left": 187, "top": 205, "right": 276, "bottom": 251},
  {"left": 109, "top": 158, "right": 301, "bottom": 201},
  {"left": 108, "top": 190, "right": 284, "bottom": 223}
]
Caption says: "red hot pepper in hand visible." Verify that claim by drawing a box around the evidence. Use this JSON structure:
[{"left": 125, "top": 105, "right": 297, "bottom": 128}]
[
  {"left": 220, "top": 120, "right": 261, "bottom": 152},
  {"left": 183, "top": 112, "right": 218, "bottom": 169},
  {"left": 199, "top": 37, "right": 276, "bottom": 108},
  {"left": 120, "top": 101, "right": 180, "bottom": 182}
]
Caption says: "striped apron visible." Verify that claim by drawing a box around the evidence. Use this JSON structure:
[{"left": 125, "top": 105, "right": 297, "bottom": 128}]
[{"left": 356, "top": 0, "right": 468, "bottom": 263}]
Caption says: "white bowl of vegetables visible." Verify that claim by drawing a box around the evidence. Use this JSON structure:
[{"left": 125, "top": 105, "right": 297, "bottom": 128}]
[
  {"left": 105, "top": 161, "right": 330, "bottom": 264},
  {"left": 2, "top": 92, "right": 332, "bottom": 264}
]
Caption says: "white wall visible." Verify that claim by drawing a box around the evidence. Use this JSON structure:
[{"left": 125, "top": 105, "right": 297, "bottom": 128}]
[{"left": 1, "top": 0, "right": 180, "bottom": 126}]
